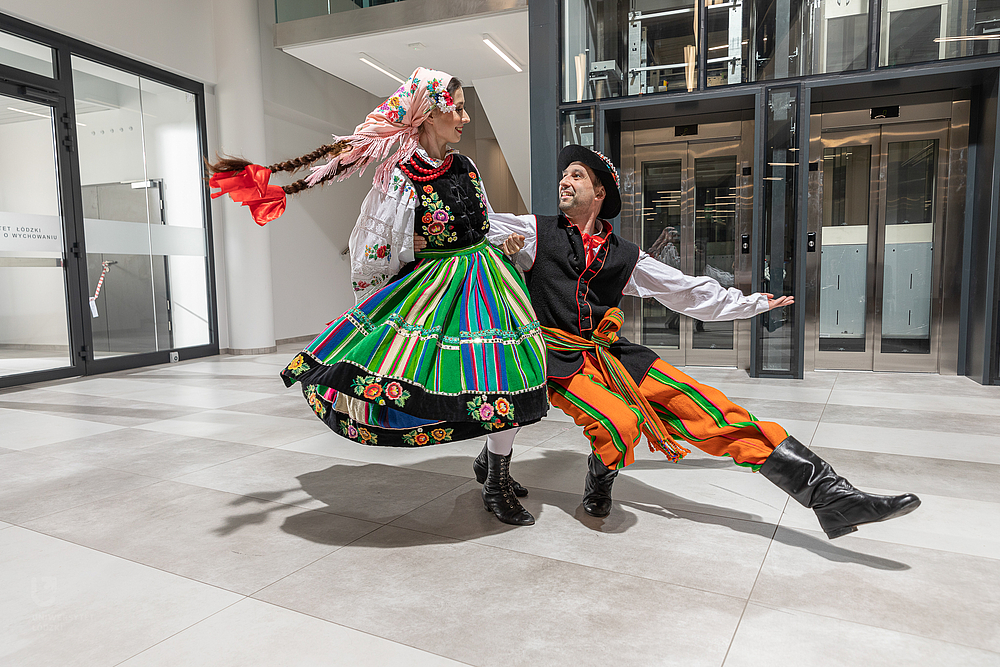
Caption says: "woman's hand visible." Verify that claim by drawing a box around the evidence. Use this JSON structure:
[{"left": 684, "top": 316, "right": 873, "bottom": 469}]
[
  {"left": 501, "top": 233, "right": 525, "bottom": 255},
  {"left": 763, "top": 293, "right": 794, "bottom": 310},
  {"left": 413, "top": 234, "right": 427, "bottom": 252}
]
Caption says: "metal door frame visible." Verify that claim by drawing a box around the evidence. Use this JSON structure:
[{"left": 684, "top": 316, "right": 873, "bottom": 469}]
[
  {"left": 623, "top": 119, "right": 753, "bottom": 367},
  {"left": 806, "top": 111, "right": 950, "bottom": 372}
]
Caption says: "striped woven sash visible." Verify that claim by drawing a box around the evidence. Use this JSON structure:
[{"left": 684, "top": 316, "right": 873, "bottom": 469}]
[
  {"left": 414, "top": 237, "right": 489, "bottom": 259},
  {"left": 542, "top": 308, "right": 690, "bottom": 463}
]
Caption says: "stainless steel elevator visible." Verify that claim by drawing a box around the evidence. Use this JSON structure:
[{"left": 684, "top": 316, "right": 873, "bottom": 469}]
[
  {"left": 621, "top": 119, "right": 756, "bottom": 367},
  {"left": 805, "top": 98, "right": 969, "bottom": 373}
]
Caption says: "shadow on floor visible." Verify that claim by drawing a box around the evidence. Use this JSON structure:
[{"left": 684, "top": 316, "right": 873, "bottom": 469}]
[{"left": 219, "top": 447, "right": 911, "bottom": 571}]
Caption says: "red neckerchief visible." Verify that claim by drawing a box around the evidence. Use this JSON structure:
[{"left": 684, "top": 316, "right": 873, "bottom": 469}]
[{"left": 577, "top": 220, "right": 608, "bottom": 266}]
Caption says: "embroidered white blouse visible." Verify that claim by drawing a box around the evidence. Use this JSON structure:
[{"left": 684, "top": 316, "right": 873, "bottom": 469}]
[
  {"left": 485, "top": 213, "right": 770, "bottom": 322},
  {"left": 349, "top": 147, "right": 497, "bottom": 303}
]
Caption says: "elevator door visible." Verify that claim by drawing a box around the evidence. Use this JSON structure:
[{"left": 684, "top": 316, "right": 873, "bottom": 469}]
[
  {"left": 811, "top": 120, "right": 948, "bottom": 371},
  {"left": 629, "top": 129, "right": 752, "bottom": 367}
]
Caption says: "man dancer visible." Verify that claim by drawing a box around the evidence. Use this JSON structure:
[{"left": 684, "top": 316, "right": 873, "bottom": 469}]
[{"left": 488, "top": 144, "right": 919, "bottom": 539}]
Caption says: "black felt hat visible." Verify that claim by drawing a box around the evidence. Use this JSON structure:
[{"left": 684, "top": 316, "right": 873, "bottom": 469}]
[{"left": 558, "top": 144, "right": 621, "bottom": 219}]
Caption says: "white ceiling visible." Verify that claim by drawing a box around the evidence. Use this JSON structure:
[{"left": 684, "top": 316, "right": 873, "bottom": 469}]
[{"left": 280, "top": 9, "right": 529, "bottom": 98}]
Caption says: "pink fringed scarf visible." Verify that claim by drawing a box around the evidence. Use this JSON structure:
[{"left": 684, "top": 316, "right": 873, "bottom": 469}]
[{"left": 305, "top": 67, "right": 456, "bottom": 192}]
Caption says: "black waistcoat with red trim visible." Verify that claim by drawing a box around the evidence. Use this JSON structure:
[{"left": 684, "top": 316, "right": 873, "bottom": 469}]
[
  {"left": 524, "top": 214, "right": 659, "bottom": 384},
  {"left": 405, "top": 153, "right": 490, "bottom": 250}
]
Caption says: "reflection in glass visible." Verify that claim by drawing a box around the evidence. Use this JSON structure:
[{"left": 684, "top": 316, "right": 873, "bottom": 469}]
[
  {"left": 561, "top": 108, "right": 596, "bottom": 149},
  {"left": 707, "top": 0, "right": 868, "bottom": 87},
  {"left": 0, "top": 30, "right": 54, "bottom": 78},
  {"left": 73, "top": 56, "right": 211, "bottom": 358},
  {"left": 642, "top": 159, "right": 682, "bottom": 348},
  {"left": 562, "top": 0, "right": 697, "bottom": 101},
  {"left": 0, "top": 95, "right": 73, "bottom": 377},
  {"left": 276, "top": 0, "right": 406, "bottom": 22},
  {"left": 881, "top": 140, "right": 936, "bottom": 354},
  {"left": 881, "top": 0, "right": 1000, "bottom": 66},
  {"left": 692, "top": 156, "right": 736, "bottom": 350},
  {"left": 819, "top": 146, "right": 871, "bottom": 352},
  {"left": 759, "top": 87, "right": 798, "bottom": 373}
]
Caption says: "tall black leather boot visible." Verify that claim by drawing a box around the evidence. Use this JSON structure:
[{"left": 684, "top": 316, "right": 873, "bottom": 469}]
[
  {"left": 473, "top": 443, "right": 528, "bottom": 497},
  {"left": 482, "top": 450, "right": 534, "bottom": 526},
  {"left": 760, "top": 437, "right": 921, "bottom": 539},
  {"left": 582, "top": 453, "right": 619, "bottom": 518}
]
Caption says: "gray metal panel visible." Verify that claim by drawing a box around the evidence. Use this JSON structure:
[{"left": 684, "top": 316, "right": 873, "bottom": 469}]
[{"left": 529, "top": 0, "right": 559, "bottom": 216}]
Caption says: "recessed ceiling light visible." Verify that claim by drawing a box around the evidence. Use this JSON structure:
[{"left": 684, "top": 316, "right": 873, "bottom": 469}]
[
  {"left": 482, "top": 34, "right": 522, "bottom": 73},
  {"left": 359, "top": 53, "right": 405, "bottom": 84},
  {"left": 407, "top": 42, "right": 425, "bottom": 51}
]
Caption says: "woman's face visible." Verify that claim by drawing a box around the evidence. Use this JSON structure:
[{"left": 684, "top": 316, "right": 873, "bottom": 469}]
[{"left": 426, "top": 86, "right": 470, "bottom": 144}]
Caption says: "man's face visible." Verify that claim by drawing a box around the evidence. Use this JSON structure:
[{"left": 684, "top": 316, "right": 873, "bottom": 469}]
[{"left": 558, "top": 161, "right": 605, "bottom": 217}]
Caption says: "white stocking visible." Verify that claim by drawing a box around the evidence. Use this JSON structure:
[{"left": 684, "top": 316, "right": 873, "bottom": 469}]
[{"left": 485, "top": 427, "right": 519, "bottom": 456}]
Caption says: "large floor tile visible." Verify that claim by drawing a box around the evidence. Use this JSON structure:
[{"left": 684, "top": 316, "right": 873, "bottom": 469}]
[
  {"left": 750, "top": 527, "right": 1000, "bottom": 652},
  {"left": 174, "top": 448, "right": 469, "bottom": 524},
  {"left": 129, "top": 369, "right": 289, "bottom": 395},
  {"left": 723, "top": 396, "right": 826, "bottom": 422},
  {"left": 811, "top": 422, "right": 1000, "bottom": 465},
  {"left": 24, "top": 480, "right": 380, "bottom": 595},
  {"left": 508, "top": 446, "right": 791, "bottom": 524},
  {"left": 725, "top": 603, "right": 1000, "bottom": 667},
  {"left": 820, "top": 402, "right": 1000, "bottom": 437},
  {"left": 0, "top": 527, "right": 240, "bottom": 667},
  {"left": 827, "top": 388, "right": 1000, "bottom": 417},
  {"left": 46, "top": 376, "right": 276, "bottom": 409},
  {"left": 0, "top": 388, "right": 202, "bottom": 426},
  {"left": 812, "top": 446, "right": 1000, "bottom": 504},
  {"left": 0, "top": 452, "right": 160, "bottom": 523},
  {"left": 0, "top": 407, "right": 123, "bottom": 450},
  {"left": 27, "top": 429, "right": 265, "bottom": 480},
  {"left": 831, "top": 370, "right": 1000, "bottom": 398},
  {"left": 118, "top": 598, "right": 465, "bottom": 667},
  {"left": 219, "top": 391, "right": 318, "bottom": 421},
  {"left": 701, "top": 382, "right": 834, "bottom": 405},
  {"left": 394, "top": 480, "right": 778, "bottom": 598},
  {"left": 255, "top": 525, "right": 747, "bottom": 667},
  {"left": 779, "top": 488, "right": 1000, "bottom": 560},
  {"left": 134, "top": 409, "right": 330, "bottom": 447}
]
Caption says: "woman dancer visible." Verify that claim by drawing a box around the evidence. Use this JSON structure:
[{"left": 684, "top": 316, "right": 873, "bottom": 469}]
[{"left": 210, "top": 68, "right": 545, "bottom": 526}]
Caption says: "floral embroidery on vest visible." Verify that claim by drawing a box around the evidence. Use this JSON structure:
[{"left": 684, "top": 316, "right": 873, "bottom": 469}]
[{"left": 419, "top": 185, "right": 458, "bottom": 245}]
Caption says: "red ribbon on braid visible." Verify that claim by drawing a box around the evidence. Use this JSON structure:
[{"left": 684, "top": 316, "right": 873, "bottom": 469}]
[{"left": 209, "top": 164, "right": 287, "bottom": 226}]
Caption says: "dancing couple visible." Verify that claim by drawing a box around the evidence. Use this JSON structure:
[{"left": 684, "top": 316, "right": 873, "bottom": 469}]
[{"left": 211, "top": 67, "right": 919, "bottom": 538}]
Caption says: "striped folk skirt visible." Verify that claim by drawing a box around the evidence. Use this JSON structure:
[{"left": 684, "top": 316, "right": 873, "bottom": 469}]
[{"left": 281, "top": 238, "right": 548, "bottom": 447}]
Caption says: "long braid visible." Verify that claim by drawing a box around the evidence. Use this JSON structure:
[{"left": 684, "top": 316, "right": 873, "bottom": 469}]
[{"left": 206, "top": 140, "right": 355, "bottom": 195}]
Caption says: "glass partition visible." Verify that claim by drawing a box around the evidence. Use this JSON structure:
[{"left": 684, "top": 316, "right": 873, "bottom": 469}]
[
  {"left": 707, "top": 0, "right": 869, "bottom": 87},
  {"left": 561, "top": 107, "right": 597, "bottom": 148},
  {"left": 0, "top": 94, "right": 73, "bottom": 378},
  {"left": 758, "top": 86, "right": 800, "bottom": 373},
  {"left": 880, "top": 0, "right": 1000, "bottom": 66},
  {"left": 641, "top": 158, "right": 684, "bottom": 348},
  {"left": 0, "top": 30, "right": 54, "bottom": 78},
  {"left": 563, "top": 0, "right": 699, "bottom": 102},
  {"left": 73, "top": 56, "right": 211, "bottom": 358}
]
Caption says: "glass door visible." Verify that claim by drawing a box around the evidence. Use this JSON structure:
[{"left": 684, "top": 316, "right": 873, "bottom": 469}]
[
  {"left": 811, "top": 121, "right": 948, "bottom": 371},
  {"left": 0, "top": 87, "right": 79, "bottom": 382},
  {"left": 632, "top": 136, "right": 749, "bottom": 366}
]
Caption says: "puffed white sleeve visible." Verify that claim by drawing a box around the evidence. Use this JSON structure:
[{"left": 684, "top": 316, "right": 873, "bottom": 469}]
[
  {"left": 348, "top": 167, "right": 416, "bottom": 303},
  {"left": 623, "top": 251, "right": 770, "bottom": 321}
]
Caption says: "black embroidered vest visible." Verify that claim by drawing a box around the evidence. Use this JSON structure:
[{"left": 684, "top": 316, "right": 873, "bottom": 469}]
[
  {"left": 407, "top": 154, "right": 489, "bottom": 250},
  {"left": 524, "top": 214, "right": 659, "bottom": 383}
]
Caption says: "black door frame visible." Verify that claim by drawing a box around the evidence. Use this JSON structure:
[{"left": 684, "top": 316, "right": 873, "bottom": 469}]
[{"left": 0, "top": 12, "right": 220, "bottom": 389}]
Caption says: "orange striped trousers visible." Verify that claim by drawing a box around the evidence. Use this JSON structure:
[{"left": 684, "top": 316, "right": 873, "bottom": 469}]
[{"left": 547, "top": 355, "right": 788, "bottom": 470}]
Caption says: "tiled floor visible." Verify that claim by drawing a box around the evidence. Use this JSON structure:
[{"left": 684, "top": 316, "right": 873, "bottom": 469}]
[{"left": 1, "top": 346, "right": 998, "bottom": 666}]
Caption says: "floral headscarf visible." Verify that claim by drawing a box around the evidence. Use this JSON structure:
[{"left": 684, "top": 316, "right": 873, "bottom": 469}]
[{"left": 306, "top": 67, "right": 456, "bottom": 192}]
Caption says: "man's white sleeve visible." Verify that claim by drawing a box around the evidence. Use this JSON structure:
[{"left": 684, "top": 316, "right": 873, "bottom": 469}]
[
  {"left": 486, "top": 212, "right": 538, "bottom": 271},
  {"left": 623, "top": 251, "right": 769, "bottom": 321}
]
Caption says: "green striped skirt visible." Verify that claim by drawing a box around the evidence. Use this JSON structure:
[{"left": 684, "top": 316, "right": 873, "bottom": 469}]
[{"left": 281, "top": 238, "right": 548, "bottom": 447}]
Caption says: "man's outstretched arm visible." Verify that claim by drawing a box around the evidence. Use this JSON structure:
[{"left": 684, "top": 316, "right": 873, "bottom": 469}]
[{"left": 624, "top": 251, "right": 793, "bottom": 321}]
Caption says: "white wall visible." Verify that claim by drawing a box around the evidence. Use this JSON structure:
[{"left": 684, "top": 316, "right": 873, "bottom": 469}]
[
  {"left": 0, "top": 0, "right": 216, "bottom": 83},
  {"left": 0, "top": 0, "right": 381, "bottom": 347},
  {"left": 255, "top": 0, "right": 381, "bottom": 342}
]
